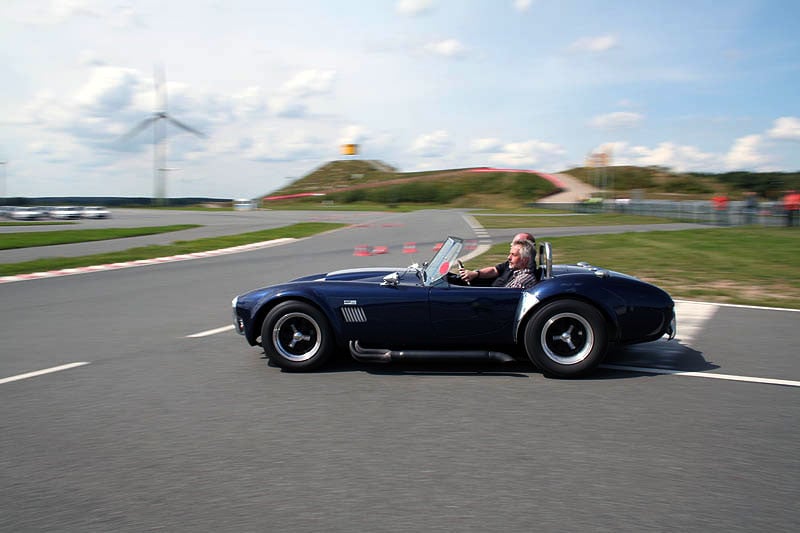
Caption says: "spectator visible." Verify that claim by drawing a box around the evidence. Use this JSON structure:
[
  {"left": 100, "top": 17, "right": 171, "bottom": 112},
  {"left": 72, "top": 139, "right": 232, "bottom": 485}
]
[
  {"left": 783, "top": 189, "right": 800, "bottom": 227},
  {"left": 743, "top": 192, "right": 759, "bottom": 225},
  {"left": 712, "top": 193, "right": 729, "bottom": 226}
]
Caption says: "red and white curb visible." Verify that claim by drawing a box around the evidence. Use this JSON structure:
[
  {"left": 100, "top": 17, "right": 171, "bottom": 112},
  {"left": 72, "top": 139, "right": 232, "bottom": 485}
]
[{"left": 0, "top": 238, "right": 297, "bottom": 284}]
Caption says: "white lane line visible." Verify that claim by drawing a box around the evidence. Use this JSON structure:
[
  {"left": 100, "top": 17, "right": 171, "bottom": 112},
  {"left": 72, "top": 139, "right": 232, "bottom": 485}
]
[
  {"left": 186, "top": 324, "right": 235, "bottom": 338},
  {"left": 674, "top": 298, "right": 800, "bottom": 313},
  {"left": 0, "top": 362, "right": 90, "bottom": 385},
  {"left": 600, "top": 364, "right": 800, "bottom": 388}
]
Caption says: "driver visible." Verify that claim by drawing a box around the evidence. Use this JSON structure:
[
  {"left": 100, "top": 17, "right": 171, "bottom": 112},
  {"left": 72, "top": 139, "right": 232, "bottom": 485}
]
[{"left": 459, "top": 232, "right": 537, "bottom": 288}]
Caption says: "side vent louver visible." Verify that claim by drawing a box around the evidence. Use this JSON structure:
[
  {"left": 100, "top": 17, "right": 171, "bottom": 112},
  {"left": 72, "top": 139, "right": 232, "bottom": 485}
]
[{"left": 341, "top": 306, "right": 367, "bottom": 323}]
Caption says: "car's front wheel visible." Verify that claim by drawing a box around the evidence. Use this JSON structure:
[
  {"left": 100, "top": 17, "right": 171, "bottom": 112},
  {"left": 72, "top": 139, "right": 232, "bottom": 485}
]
[
  {"left": 261, "top": 301, "right": 334, "bottom": 371},
  {"left": 524, "top": 299, "right": 608, "bottom": 378}
]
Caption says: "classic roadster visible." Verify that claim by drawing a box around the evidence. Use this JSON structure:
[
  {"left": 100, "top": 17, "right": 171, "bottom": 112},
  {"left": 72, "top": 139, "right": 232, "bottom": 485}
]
[{"left": 232, "top": 236, "right": 675, "bottom": 378}]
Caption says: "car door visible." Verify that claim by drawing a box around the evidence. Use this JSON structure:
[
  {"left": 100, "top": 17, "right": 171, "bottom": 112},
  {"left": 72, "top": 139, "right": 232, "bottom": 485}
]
[
  {"left": 428, "top": 284, "right": 521, "bottom": 346},
  {"left": 322, "top": 282, "right": 435, "bottom": 347}
]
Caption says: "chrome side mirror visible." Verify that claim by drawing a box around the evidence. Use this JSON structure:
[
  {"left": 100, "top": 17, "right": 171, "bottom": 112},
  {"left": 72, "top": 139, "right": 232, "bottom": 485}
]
[{"left": 381, "top": 272, "right": 399, "bottom": 287}]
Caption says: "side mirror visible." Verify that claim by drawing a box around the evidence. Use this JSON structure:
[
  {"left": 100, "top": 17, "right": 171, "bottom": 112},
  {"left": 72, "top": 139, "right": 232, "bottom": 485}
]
[{"left": 381, "top": 272, "right": 399, "bottom": 287}]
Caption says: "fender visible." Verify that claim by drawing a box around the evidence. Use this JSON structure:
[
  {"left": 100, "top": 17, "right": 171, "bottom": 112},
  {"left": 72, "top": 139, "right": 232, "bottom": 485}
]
[{"left": 514, "top": 274, "right": 628, "bottom": 343}]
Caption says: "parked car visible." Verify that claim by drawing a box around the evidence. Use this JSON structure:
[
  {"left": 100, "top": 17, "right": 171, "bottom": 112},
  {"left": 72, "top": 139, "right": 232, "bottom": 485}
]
[
  {"left": 6, "top": 206, "right": 46, "bottom": 220},
  {"left": 232, "top": 236, "right": 676, "bottom": 378},
  {"left": 49, "top": 206, "right": 84, "bottom": 219},
  {"left": 81, "top": 206, "right": 111, "bottom": 219}
]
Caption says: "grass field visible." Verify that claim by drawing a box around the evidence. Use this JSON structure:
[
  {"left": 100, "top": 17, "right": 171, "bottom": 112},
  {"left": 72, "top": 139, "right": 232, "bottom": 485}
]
[
  {"left": 0, "top": 225, "right": 200, "bottom": 250},
  {"left": 0, "top": 223, "right": 345, "bottom": 277},
  {"left": 463, "top": 227, "right": 800, "bottom": 309}
]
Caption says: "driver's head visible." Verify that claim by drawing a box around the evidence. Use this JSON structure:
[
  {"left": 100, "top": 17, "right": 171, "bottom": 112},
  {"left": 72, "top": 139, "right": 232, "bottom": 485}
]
[
  {"left": 511, "top": 232, "right": 535, "bottom": 247},
  {"left": 510, "top": 232, "right": 536, "bottom": 268},
  {"left": 508, "top": 240, "right": 534, "bottom": 270}
]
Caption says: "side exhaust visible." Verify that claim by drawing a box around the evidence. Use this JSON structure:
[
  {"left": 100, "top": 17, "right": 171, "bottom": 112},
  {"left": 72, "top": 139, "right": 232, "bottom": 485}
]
[{"left": 348, "top": 340, "right": 515, "bottom": 363}]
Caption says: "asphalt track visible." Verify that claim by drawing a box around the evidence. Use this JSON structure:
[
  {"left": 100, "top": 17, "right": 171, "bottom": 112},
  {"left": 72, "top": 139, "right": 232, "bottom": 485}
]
[{"left": 1, "top": 209, "right": 798, "bottom": 532}]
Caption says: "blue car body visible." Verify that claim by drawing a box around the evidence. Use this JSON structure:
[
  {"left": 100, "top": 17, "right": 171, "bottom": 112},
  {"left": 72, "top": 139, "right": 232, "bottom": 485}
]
[{"left": 232, "top": 236, "right": 675, "bottom": 377}]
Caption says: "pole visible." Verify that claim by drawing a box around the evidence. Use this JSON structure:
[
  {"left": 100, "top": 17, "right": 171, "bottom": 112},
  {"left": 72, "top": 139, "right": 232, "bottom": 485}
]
[{"left": 0, "top": 161, "right": 6, "bottom": 200}]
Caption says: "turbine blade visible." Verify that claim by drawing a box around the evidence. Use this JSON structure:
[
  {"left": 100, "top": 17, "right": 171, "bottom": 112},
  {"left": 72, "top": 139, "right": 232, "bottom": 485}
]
[
  {"left": 119, "top": 116, "right": 158, "bottom": 142},
  {"left": 166, "top": 115, "right": 205, "bottom": 138}
]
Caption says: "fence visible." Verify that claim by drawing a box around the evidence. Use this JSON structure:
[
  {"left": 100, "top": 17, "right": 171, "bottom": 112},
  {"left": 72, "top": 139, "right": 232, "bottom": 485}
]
[{"left": 539, "top": 199, "right": 789, "bottom": 227}]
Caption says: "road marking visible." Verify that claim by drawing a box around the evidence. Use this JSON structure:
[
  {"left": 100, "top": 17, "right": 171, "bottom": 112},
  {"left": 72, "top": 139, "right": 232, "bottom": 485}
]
[
  {"left": 674, "top": 298, "right": 800, "bottom": 313},
  {"left": 600, "top": 364, "right": 800, "bottom": 388},
  {"left": 187, "top": 324, "right": 235, "bottom": 338},
  {"left": 0, "top": 362, "right": 90, "bottom": 385}
]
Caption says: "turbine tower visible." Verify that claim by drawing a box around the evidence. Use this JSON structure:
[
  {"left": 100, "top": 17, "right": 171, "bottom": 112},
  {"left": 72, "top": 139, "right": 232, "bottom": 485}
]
[{"left": 123, "top": 66, "right": 205, "bottom": 205}]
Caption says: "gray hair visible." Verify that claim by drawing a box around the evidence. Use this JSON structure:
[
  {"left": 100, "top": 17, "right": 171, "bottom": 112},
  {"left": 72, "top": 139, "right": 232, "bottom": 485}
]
[{"left": 513, "top": 240, "right": 535, "bottom": 268}]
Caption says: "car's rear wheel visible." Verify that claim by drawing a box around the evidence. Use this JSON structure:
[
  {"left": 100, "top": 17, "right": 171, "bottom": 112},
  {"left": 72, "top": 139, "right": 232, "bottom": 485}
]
[
  {"left": 261, "top": 301, "right": 334, "bottom": 371},
  {"left": 524, "top": 299, "right": 607, "bottom": 378}
]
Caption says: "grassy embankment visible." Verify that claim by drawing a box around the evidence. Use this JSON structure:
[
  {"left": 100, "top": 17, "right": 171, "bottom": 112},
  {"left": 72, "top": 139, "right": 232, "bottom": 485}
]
[{"left": 464, "top": 224, "right": 800, "bottom": 309}]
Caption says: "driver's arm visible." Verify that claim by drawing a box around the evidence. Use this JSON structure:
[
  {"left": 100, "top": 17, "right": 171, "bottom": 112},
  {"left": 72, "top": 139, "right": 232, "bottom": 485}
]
[{"left": 460, "top": 265, "right": 499, "bottom": 283}]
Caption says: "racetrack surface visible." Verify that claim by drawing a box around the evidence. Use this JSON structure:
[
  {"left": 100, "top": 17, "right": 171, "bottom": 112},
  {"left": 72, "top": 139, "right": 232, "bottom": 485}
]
[{"left": 1, "top": 209, "right": 798, "bottom": 532}]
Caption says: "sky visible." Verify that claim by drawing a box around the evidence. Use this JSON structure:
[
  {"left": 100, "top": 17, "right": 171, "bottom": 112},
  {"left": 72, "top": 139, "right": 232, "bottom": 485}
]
[{"left": 1, "top": 0, "right": 799, "bottom": 199}]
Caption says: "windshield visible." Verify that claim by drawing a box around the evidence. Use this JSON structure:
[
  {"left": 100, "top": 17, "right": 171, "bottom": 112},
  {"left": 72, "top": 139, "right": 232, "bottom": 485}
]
[{"left": 422, "top": 236, "right": 463, "bottom": 287}]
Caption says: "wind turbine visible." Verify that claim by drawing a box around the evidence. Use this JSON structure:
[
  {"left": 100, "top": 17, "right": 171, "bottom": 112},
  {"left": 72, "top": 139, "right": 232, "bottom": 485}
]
[{"left": 122, "top": 66, "right": 205, "bottom": 205}]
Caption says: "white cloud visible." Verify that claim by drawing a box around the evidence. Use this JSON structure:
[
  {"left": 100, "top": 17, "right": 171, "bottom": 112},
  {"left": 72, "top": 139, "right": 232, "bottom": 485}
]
[
  {"left": 50, "top": 0, "right": 102, "bottom": 20},
  {"left": 423, "top": 39, "right": 467, "bottom": 58},
  {"left": 470, "top": 138, "right": 503, "bottom": 152},
  {"left": 725, "top": 134, "right": 769, "bottom": 170},
  {"left": 269, "top": 69, "right": 336, "bottom": 118},
  {"left": 487, "top": 140, "right": 566, "bottom": 167},
  {"left": 339, "top": 125, "right": 368, "bottom": 145},
  {"left": 590, "top": 111, "right": 644, "bottom": 130},
  {"left": 569, "top": 34, "right": 618, "bottom": 53},
  {"left": 244, "top": 130, "right": 322, "bottom": 162},
  {"left": 396, "top": 0, "right": 435, "bottom": 16},
  {"left": 768, "top": 117, "right": 800, "bottom": 141},
  {"left": 231, "top": 87, "right": 267, "bottom": 119},
  {"left": 280, "top": 69, "right": 336, "bottom": 98},
  {"left": 410, "top": 130, "right": 451, "bottom": 157},
  {"left": 74, "top": 66, "right": 140, "bottom": 115},
  {"left": 513, "top": 0, "right": 534, "bottom": 12},
  {"left": 604, "top": 141, "right": 719, "bottom": 172}
]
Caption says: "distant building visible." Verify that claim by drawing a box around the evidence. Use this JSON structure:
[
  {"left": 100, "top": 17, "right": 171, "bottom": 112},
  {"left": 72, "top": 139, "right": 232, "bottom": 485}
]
[
  {"left": 341, "top": 144, "right": 359, "bottom": 156},
  {"left": 233, "top": 198, "right": 256, "bottom": 210}
]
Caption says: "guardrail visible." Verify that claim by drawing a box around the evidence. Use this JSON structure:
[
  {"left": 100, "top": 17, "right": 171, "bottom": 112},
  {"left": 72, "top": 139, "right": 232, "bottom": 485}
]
[{"left": 538, "top": 199, "right": 789, "bottom": 226}]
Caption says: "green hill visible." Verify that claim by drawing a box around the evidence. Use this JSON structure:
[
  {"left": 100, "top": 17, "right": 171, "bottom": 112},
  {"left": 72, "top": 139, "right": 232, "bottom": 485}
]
[
  {"left": 261, "top": 160, "right": 800, "bottom": 209},
  {"left": 264, "top": 160, "right": 560, "bottom": 208}
]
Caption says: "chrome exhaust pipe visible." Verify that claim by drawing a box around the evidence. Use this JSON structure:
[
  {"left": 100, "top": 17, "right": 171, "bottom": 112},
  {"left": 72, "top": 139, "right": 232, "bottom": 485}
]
[{"left": 349, "top": 340, "right": 515, "bottom": 363}]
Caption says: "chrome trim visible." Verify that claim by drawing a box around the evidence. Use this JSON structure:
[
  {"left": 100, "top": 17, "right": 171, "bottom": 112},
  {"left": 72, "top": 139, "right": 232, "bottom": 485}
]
[
  {"left": 341, "top": 306, "right": 367, "bottom": 323},
  {"left": 348, "top": 340, "right": 514, "bottom": 363},
  {"left": 541, "top": 312, "right": 594, "bottom": 365},
  {"left": 231, "top": 296, "right": 245, "bottom": 335},
  {"left": 272, "top": 312, "right": 322, "bottom": 362},
  {"left": 514, "top": 291, "right": 539, "bottom": 343},
  {"left": 539, "top": 242, "right": 552, "bottom": 279}
]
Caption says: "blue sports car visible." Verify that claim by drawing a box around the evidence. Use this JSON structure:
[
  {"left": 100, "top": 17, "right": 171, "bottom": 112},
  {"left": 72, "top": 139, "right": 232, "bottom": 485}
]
[{"left": 232, "top": 236, "right": 676, "bottom": 378}]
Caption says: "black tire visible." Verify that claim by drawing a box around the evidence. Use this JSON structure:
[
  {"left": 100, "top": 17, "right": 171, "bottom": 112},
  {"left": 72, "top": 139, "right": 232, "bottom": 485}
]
[
  {"left": 261, "top": 301, "right": 334, "bottom": 371},
  {"left": 524, "top": 299, "right": 608, "bottom": 378}
]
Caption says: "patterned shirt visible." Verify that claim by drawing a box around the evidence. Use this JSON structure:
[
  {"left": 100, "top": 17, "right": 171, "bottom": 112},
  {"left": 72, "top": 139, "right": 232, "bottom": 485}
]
[{"left": 504, "top": 268, "right": 536, "bottom": 289}]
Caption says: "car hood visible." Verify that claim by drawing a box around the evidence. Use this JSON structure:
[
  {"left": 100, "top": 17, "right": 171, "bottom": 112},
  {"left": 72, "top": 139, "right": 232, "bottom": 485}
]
[{"left": 292, "top": 266, "right": 416, "bottom": 284}]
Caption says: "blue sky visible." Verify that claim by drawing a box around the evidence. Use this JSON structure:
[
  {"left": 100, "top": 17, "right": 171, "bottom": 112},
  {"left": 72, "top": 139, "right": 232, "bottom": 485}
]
[{"left": 1, "top": 0, "right": 799, "bottom": 199}]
